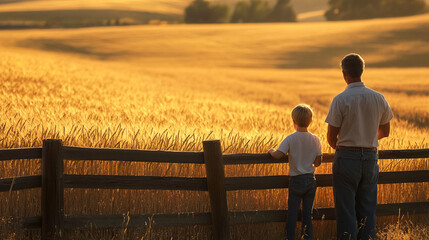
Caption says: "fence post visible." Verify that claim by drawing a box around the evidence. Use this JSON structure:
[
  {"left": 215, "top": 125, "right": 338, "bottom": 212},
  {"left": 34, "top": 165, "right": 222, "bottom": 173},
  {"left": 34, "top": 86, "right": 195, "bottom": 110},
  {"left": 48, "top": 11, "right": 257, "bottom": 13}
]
[
  {"left": 203, "top": 140, "right": 230, "bottom": 240},
  {"left": 42, "top": 139, "right": 64, "bottom": 240}
]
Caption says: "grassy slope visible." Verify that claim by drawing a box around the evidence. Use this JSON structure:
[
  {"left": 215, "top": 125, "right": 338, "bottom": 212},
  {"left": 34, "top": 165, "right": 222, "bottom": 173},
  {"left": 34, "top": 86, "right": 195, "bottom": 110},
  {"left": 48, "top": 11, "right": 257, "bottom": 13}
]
[{"left": 3, "top": 13, "right": 428, "bottom": 68}]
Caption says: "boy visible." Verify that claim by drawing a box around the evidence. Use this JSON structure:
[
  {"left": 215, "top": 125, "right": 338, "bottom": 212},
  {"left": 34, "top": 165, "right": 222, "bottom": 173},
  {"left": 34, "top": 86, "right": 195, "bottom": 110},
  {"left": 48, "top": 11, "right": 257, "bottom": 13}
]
[{"left": 268, "top": 104, "right": 322, "bottom": 240}]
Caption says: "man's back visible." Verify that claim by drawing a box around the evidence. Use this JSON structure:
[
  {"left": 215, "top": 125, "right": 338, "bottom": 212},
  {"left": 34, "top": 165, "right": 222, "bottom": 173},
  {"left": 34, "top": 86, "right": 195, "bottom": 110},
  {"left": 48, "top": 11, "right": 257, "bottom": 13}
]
[{"left": 326, "top": 82, "right": 393, "bottom": 148}]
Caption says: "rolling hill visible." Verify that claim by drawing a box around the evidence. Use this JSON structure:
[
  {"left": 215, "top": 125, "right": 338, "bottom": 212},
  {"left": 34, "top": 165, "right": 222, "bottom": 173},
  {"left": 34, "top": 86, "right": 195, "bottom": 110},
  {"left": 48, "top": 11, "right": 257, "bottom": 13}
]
[
  {"left": 0, "top": 0, "right": 329, "bottom": 25},
  {"left": 0, "top": 0, "right": 328, "bottom": 14}
]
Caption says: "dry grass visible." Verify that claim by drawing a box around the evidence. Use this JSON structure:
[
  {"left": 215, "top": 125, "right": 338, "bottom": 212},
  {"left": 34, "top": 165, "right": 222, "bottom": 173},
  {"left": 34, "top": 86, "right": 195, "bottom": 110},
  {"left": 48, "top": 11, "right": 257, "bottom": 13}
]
[{"left": 0, "top": 13, "right": 428, "bottom": 239}]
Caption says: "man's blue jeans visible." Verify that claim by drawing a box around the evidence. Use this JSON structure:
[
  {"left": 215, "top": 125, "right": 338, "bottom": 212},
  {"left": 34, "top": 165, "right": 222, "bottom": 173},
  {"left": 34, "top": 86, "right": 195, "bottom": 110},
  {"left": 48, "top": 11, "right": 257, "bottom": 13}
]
[
  {"left": 333, "top": 149, "right": 378, "bottom": 240},
  {"left": 287, "top": 173, "right": 316, "bottom": 240}
]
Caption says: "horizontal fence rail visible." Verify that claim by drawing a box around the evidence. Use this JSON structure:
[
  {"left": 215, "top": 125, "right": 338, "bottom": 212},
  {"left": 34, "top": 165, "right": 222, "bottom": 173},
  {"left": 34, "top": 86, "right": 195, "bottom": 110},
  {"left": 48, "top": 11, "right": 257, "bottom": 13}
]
[
  {"left": 5, "top": 170, "right": 427, "bottom": 193},
  {"left": 63, "top": 146, "right": 205, "bottom": 163},
  {"left": 1, "top": 140, "right": 429, "bottom": 240},
  {"left": 223, "top": 148, "right": 429, "bottom": 164},
  {"left": 0, "top": 175, "right": 42, "bottom": 192},
  {"left": 0, "top": 147, "right": 42, "bottom": 161},
  {"left": 63, "top": 175, "right": 208, "bottom": 191},
  {"left": 15, "top": 202, "right": 429, "bottom": 230}
]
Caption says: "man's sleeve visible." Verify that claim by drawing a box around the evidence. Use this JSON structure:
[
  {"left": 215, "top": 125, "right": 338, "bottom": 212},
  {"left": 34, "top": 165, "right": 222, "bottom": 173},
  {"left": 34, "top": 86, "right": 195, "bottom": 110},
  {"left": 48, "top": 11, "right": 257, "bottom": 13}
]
[
  {"left": 277, "top": 137, "right": 289, "bottom": 154},
  {"left": 380, "top": 96, "right": 394, "bottom": 125},
  {"left": 325, "top": 96, "right": 342, "bottom": 128}
]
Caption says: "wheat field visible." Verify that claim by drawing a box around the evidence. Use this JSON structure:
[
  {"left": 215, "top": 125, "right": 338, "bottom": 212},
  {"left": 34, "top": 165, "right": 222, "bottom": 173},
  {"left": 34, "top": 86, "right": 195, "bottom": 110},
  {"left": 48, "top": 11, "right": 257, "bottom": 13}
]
[{"left": 0, "top": 12, "right": 429, "bottom": 239}]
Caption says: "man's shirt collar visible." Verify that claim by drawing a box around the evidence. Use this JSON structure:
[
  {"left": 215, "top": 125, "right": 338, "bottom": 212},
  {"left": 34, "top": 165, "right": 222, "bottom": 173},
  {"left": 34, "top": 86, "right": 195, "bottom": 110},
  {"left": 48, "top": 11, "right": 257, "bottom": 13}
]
[{"left": 346, "top": 81, "right": 365, "bottom": 90}]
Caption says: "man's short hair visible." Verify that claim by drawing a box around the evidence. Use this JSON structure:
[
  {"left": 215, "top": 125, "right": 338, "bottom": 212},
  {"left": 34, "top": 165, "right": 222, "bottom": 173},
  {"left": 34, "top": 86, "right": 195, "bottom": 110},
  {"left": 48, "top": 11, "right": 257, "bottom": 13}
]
[
  {"left": 341, "top": 53, "right": 365, "bottom": 78},
  {"left": 291, "top": 104, "right": 313, "bottom": 127}
]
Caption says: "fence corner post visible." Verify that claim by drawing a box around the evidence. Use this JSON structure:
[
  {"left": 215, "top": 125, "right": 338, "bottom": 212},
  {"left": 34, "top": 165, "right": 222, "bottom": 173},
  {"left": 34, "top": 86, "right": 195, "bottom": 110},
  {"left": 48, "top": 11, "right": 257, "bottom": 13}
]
[
  {"left": 203, "top": 140, "right": 230, "bottom": 240},
  {"left": 42, "top": 139, "right": 64, "bottom": 240}
]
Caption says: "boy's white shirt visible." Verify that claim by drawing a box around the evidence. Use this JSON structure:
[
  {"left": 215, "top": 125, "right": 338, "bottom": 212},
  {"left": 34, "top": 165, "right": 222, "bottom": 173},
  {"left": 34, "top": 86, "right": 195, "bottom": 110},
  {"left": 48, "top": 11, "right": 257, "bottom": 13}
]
[{"left": 277, "top": 131, "right": 322, "bottom": 176}]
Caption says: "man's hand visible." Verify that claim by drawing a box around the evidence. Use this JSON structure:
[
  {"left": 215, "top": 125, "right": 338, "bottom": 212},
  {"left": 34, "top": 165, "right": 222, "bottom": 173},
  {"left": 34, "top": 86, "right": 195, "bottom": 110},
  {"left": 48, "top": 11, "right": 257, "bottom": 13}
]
[
  {"left": 378, "top": 122, "right": 390, "bottom": 139},
  {"left": 327, "top": 124, "right": 340, "bottom": 149},
  {"left": 268, "top": 149, "right": 286, "bottom": 160}
]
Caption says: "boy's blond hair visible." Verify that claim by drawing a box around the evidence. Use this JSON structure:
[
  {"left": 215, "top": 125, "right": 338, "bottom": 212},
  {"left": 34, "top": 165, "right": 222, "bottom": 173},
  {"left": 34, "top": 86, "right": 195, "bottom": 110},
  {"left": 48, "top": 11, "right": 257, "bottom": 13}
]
[{"left": 291, "top": 104, "right": 313, "bottom": 127}]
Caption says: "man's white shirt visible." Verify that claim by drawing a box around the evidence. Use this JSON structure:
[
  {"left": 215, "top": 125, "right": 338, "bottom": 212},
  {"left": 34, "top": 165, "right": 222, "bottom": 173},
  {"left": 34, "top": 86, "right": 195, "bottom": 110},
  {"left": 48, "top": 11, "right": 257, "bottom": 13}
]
[{"left": 325, "top": 82, "right": 394, "bottom": 148}]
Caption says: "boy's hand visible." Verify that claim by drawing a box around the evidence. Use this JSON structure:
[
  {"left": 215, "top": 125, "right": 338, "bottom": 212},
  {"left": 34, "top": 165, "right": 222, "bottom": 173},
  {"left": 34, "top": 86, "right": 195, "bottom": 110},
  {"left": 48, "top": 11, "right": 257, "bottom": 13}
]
[
  {"left": 268, "top": 149, "right": 286, "bottom": 160},
  {"left": 313, "top": 155, "right": 322, "bottom": 167}
]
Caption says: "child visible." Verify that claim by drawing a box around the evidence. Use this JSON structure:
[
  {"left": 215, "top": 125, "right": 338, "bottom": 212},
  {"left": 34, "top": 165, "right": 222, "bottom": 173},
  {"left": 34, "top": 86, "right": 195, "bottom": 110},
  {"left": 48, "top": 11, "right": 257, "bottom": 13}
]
[{"left": 268, "top": 104, "right": 322, "bottom": 240}]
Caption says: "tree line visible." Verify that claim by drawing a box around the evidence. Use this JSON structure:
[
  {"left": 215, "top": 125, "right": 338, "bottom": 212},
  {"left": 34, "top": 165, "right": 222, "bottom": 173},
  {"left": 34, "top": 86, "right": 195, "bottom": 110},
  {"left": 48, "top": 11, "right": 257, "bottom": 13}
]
[
  {"left": 325, "top": 0, "right": 427, "bottom": 20},
  {"left": 185, "top": 0, "right": 296, "bottom": 23},
  {"left": 185, "top": 0, "right": 427, "bottom": 23}
]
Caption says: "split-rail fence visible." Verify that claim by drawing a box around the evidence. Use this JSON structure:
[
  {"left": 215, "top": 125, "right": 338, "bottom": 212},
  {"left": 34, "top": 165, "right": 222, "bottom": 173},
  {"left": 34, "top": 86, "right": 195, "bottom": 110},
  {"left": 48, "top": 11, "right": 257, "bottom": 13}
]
[{"left": 1, "top": 139, "right": 429, "bottom": 239}]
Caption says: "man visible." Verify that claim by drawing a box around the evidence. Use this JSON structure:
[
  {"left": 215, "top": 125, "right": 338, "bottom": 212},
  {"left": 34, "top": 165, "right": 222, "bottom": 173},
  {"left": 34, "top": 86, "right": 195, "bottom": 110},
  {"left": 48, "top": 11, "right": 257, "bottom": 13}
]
[{"left": 325, "top": 53, "right": 393, "bottom": 240}]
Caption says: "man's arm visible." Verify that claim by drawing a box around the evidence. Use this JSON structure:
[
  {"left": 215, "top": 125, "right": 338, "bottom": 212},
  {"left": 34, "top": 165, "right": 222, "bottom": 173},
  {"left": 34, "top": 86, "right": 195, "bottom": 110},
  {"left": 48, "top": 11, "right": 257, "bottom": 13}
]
[
  {"left": 378, "top": 122, "right": 390, "bottom": 140},
  {"left": 327, "top": 124, "right": 340, "bottom": 149},
  {"left": 268, "top": 149, "right": 286, "bottom": 160},
  {"left": 313, "top": 155, "right": 322, "bottom": 167}
]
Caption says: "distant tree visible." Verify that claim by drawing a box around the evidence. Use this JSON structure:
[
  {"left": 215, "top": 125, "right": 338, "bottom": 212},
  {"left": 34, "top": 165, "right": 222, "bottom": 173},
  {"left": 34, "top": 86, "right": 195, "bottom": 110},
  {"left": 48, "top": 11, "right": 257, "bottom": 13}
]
[
  {"left": 231, "top": 1, "right": 250, "bottom": 23},
  {"left": 185, "top": 0, "right": 229, "bottom": 23},
  {"left": 325, "top": 0, "right": 426, "bottom": 21},
  {"left": 269, "top": 0, "right": 296, "bottom": 22},
  {"left": 231, "top": 0, "right": 271, "bottom": 23},
  {"left": 248, "top": 0, "right": 271, "bottom": 22},
  {"left": 208, "top": 4, "right": 230, "bottom": 23}
]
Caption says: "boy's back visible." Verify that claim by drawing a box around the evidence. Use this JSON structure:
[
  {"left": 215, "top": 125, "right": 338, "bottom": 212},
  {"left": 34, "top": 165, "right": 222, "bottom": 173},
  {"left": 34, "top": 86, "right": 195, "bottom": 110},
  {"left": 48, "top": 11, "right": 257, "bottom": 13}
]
[{"left": 278, "top": 131, "right": 322, "bottom": 176}]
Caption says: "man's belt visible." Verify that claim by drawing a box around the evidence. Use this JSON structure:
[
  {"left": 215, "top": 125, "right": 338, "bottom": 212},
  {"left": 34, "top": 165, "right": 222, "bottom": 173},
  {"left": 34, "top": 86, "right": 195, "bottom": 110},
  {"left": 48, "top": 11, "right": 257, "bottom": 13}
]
[{"left": 337, "top": 146, "right": 377, "bottom": 151}]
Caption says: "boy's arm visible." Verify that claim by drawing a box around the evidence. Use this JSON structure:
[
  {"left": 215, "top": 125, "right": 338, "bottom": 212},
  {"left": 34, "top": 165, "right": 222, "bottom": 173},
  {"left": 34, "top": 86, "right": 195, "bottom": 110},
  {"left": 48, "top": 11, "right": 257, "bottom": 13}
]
[
  {"left": 268, "top": 149, "right": 286, "bottom": 160},
  {"left": 313, "top": 155, "right": 322, "bottom": 167}
]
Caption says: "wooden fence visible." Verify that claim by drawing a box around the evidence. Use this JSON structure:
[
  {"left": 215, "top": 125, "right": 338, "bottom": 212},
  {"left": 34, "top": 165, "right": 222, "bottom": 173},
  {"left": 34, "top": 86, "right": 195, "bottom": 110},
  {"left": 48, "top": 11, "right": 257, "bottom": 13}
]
[{"left": 1, "top": 139, "right": 429, "bottom": 240}]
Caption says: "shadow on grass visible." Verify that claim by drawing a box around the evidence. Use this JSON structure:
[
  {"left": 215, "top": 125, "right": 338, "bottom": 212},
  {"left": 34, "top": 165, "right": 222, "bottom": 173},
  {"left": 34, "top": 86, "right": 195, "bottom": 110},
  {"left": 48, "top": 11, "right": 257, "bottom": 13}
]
[
  {"left": 0, "top": 0, "right": 35, "bottom": 4},
  {"left": 18, "top": 39, "right": 130, "bottom": 60},
  {"left": 277, "top": 23, "right": 429, "bottom": 69}
]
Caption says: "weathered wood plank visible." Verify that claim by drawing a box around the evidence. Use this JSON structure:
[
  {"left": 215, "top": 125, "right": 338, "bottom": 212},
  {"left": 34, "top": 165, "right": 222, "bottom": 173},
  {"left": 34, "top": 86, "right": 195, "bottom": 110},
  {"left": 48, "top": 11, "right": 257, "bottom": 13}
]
[
  {"left": 223, "top": 149, "right": 429, "bottom": 165},
  {"left": 229, "top": 202, "right": 429, "bottom": 224},
  {"left": 376, "top": 202, "right": 429, "bottom": 216},
  {"left": 41, "top": 139, "right": 64, "bottom": 240},
  {"left": 379, "top": 149, "right": 429, "bottom": 159},
  {"left": 63, "top": 146, "right": 204, "bottom": 164},
  {"left": 225, "top": 175, "right": 289, "bottom": 190},
  {"left": 223, "top": 153, "right": 288, "bottom": 165},
  {"left": 378, "top": 170, "right": 429, "bottom": 184},
  {"left": 322, "top": 153, "right": 334, "bottom": 163},
  {"left": 64, "top": 175, "right": 208, "bottom": 191},
  {"left": 17, "top": 216, "right": 42, "bottom": 229},
  {"left": 62, "top": 170, "right": 428, "bottom": 192},
  {"left": 63, "top": 212, "right": 212, "bottom": 229},
  {"left": 0, "top": 175, "right": 42, "bottom": 192},
  {"left": 203, "top": 140, "right": 230, "bottom": 240},
  {"left": 42, "top": 202, "right": 429, "bottom": 230},
  {"left": 0, "top": 148, "right": 42, "bottom": 161},
  {"left": 224, "top": 171, "right": 429, "bottom": 191}
]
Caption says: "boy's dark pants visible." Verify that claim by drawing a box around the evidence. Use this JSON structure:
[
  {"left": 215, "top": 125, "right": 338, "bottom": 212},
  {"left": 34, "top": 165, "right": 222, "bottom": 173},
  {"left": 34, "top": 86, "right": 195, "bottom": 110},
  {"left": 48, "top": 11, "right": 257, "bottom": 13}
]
[
  {"left": 333, "top": 149, "right": 378, "bottom": 240},
  {"left": 287, "top": 173, "right": 316, "bottom": 240}
]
